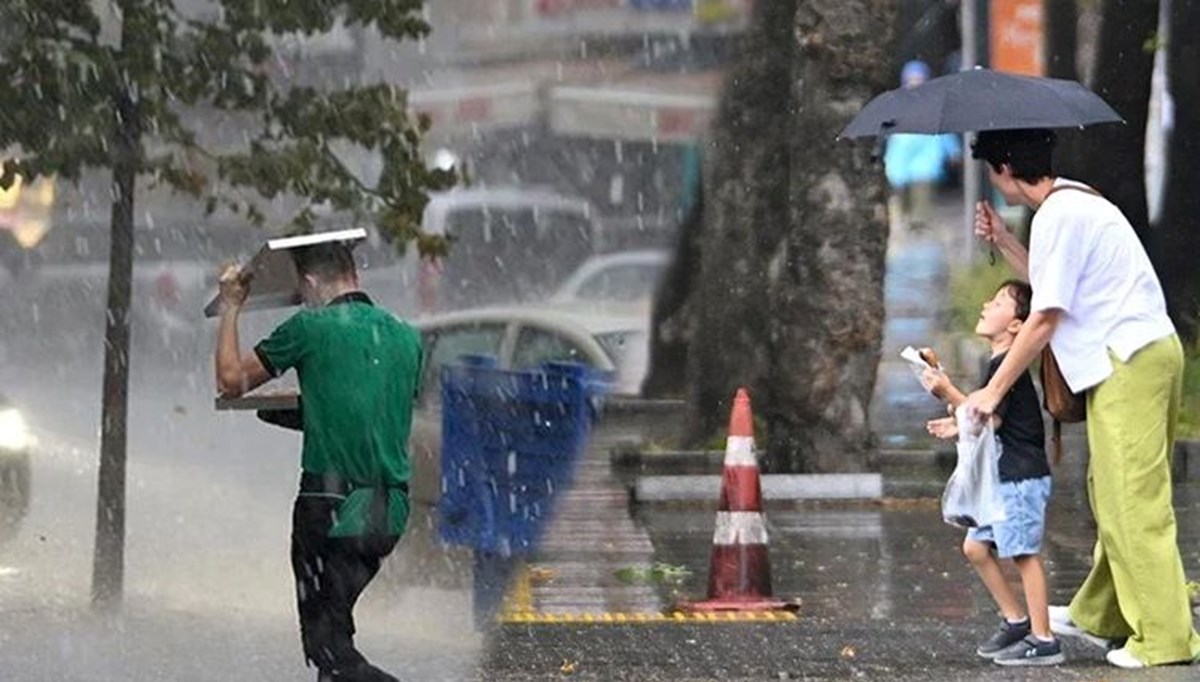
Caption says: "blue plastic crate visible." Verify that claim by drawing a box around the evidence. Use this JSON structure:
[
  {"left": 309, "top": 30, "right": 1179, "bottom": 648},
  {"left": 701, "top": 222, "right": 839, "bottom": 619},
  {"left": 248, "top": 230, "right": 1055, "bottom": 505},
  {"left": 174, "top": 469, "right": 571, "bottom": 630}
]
[{"left": 438, "top": 357, "right": 605, "bottom": 555}]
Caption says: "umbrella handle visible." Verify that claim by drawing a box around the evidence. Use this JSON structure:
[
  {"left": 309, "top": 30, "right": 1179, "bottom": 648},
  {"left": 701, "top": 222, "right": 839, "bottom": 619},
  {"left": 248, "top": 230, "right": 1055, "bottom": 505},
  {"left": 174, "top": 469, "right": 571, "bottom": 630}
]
[{"left": 988, "top": 247, "right": 997, "bottom": 267}]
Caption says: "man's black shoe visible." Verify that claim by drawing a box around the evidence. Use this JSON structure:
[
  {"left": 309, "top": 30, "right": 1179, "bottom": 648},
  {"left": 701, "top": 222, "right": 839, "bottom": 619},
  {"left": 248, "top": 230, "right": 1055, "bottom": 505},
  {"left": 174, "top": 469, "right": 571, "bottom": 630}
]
[{"left": 319, "top": 661, "right": 400, "bottom": 682}]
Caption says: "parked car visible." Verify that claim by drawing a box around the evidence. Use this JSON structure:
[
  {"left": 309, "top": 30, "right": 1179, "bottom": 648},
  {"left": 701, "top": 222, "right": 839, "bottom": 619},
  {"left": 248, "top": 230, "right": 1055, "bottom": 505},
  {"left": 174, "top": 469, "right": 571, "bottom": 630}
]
[
  {"left": 407, "top": 306, "right": 648, "bottom": 506},
  {"left": 551, "top": 248, "right": 669, "bottom": 305},
  {"left": 0, "top": 393, "right": 34, "bottom": 543},
  {"left": 362, "top": 187, "right": 604, "bottom": 317}
]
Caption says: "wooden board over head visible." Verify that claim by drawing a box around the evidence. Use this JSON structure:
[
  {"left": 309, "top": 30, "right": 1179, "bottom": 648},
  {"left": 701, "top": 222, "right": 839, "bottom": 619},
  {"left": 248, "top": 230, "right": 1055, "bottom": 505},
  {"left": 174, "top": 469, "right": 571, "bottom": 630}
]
[{"left": 203, "top": 228, "right": 367, "bottom": 318}]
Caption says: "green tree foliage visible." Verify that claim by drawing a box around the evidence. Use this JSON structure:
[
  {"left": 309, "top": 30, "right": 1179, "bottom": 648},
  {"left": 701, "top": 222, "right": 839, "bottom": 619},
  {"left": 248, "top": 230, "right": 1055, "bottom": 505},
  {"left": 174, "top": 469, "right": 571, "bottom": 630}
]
[
  {"left": 0, "top": 0, "right": 455, "bottom": 606},
  {"left": 0, "top": 0, "right": 455, "bottom": 251}
]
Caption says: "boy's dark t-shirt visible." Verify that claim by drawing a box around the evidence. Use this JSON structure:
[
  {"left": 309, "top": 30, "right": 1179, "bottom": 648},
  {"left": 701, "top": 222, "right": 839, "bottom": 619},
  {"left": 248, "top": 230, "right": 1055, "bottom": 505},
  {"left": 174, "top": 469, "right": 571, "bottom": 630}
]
[{"left": 982, "top": 352, "right": 1050, "bottom": 482}]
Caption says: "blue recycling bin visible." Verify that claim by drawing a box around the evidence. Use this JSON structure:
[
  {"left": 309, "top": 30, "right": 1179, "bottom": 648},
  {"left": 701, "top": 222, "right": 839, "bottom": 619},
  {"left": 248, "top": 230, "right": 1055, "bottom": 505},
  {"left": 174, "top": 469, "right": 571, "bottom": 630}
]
[{"left": 437, "top": 356, "right": 607, "bottom": 625}]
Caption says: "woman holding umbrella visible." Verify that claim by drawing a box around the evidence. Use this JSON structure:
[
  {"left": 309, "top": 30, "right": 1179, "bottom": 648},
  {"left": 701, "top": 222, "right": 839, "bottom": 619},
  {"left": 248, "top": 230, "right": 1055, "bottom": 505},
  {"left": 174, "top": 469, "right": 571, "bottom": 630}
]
[
  {"left": 843, "top": 71, "right": 1197, "bottom": 668},
  {"left": 964, "top": 128, "right": 1200, "bottom": 669}
]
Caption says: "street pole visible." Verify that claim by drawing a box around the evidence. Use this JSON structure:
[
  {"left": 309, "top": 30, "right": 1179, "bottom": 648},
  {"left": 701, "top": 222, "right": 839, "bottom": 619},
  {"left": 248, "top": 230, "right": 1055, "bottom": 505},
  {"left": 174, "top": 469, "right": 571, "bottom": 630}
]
[{"left": 960, "top": 0, "right": 981, "bottom": 264}]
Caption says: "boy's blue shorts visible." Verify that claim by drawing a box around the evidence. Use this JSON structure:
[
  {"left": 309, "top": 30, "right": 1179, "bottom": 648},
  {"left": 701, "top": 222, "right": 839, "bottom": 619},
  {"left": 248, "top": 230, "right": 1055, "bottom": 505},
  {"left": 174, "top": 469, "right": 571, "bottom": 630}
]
[{"left": 967, "top": 475, "right": 1052, "bottom": 559}]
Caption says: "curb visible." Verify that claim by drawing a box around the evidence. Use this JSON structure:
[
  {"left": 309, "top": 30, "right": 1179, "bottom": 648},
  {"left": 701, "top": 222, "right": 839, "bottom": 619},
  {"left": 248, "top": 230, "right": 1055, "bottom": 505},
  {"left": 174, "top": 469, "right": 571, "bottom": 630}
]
[
  {"left": 611, "top": 448, "right": 954, "bottom": 468},
  {"left": 634, "top": 473, "right": 884, "bottom": 503}
]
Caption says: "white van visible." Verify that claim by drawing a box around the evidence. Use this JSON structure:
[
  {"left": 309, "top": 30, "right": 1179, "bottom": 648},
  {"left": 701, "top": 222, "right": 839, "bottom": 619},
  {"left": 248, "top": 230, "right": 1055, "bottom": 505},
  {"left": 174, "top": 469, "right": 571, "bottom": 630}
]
[{"left": 360, "top": 187, "right": 603, "bottom": 316}]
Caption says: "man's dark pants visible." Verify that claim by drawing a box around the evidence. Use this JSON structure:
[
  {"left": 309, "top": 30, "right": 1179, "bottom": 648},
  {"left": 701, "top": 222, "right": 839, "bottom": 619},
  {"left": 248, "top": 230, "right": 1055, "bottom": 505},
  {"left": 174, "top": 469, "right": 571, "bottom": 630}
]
[{"left": 291, "top": 495, "right": 399, "bottom": 678}]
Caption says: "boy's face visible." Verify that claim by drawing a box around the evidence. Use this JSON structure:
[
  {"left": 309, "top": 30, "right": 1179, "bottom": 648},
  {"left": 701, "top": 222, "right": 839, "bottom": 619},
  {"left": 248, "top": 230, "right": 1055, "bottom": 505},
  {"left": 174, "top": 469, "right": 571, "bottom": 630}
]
[{"left": 975, "top": 286, "right": 1022, "bottom": 340}]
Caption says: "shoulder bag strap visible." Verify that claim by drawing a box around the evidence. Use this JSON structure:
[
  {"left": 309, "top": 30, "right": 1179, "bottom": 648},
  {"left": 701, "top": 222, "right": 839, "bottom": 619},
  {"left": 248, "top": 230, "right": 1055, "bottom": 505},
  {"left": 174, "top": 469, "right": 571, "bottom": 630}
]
[{"left": 1041, "top": 183, "right": 1103, "bottom": 204}]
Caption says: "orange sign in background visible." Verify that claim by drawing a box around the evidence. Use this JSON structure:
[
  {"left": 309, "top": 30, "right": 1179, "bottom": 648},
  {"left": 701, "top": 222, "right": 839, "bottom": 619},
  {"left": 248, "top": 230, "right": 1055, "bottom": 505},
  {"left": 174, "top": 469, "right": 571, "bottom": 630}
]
[{"left": 991, "top": 0, "right": 1044, "bottom": 76}]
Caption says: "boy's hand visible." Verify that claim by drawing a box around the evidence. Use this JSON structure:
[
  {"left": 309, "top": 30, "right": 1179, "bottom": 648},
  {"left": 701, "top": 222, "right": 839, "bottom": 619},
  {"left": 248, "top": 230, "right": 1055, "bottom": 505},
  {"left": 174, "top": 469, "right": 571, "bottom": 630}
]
[
  {"left": 974, "top": 200, "right": 1011, "bottom": 246},
  {"left": 926, "top": 417, "right": 958, "bottom": 440},
  {"left": 920, "top": 367, "right": 951, "bottom": 398}
]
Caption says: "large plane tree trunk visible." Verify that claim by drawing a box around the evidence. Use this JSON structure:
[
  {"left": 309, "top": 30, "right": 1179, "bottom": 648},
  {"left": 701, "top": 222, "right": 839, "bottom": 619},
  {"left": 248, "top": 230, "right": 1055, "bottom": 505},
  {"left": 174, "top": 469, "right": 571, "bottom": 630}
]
[
  {"left": 1078, "top": 0, "right": 1158, "bottom": 238},
  {"left": 1044, "top": 0, "right": 1078, "bottom": 80},
  {"left": 1054, "top": 0, "right": 1158, "bottom": 241},
  {"left": 647, "top": 0, "right": 894, "bottom": 473}
]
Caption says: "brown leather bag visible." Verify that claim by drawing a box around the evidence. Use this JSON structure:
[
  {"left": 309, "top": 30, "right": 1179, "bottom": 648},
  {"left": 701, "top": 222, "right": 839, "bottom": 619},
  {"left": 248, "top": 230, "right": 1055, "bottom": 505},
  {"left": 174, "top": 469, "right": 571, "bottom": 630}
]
[
  {"left": 1036, "top": 184, "right": 1101, "bottom": 461},
  {"left": 1040, "top": 346, "right": 1086, "bottom": 423},
  {"left": 1040, "top": 347, "right": 1085, "bottom": 464}
]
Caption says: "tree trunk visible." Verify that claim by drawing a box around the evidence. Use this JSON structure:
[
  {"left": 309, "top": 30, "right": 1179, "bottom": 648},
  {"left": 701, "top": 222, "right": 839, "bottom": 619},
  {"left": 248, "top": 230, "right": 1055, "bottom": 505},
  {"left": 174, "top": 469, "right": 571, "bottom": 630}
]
[
  {"left": 1052, "top": 2, "right": 1157, "bottom": 241},
  {"left": 642, "top": 186, "right": 703, "bottom": 399},
  {"left": 1075, "top": 0, "right": 1159, "bottom": 239},
  {"left": 670, "top": 0, "right": 893, "bottom": 473},
  {"left": 1046, "top": 1, "right": 1087, "bottom": 174},
  {"left": 1156, "top": 0, "right": 1200, "bottom": 342},
  {"left": 1044, "top": 0, "right": 1078, "bottom": 80},
  {"left": 771, "top": 1, "right": 892, "bottom": 473},
  {"left": 92, "top": 89, "right": 139, "bottom": 608},
  {"left": 678, "top": 0, "right": 792, "bottom": 449}
]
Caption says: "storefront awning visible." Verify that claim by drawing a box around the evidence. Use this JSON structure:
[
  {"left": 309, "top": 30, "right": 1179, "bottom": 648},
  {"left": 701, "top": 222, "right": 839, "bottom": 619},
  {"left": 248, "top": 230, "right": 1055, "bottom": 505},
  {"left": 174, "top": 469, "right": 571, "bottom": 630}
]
[
  {"left": 549, "top": 85, "right": 716, "bottom": 142},
  {"left": 549, "top": 70, "right": 721, "bottom": 142},
  {"left": 406, "top": 63, "right": 722, "bottom": 143},
  {"left": 410, "top": 82, "right": 541, "bottom": 137}
]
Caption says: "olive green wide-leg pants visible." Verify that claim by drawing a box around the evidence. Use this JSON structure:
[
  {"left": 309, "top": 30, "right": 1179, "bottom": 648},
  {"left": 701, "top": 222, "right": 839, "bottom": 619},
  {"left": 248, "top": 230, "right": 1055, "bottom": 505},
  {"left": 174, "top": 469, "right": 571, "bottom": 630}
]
[{"left": 1068, "top": 334, "right": 1200, "bottom": 665}]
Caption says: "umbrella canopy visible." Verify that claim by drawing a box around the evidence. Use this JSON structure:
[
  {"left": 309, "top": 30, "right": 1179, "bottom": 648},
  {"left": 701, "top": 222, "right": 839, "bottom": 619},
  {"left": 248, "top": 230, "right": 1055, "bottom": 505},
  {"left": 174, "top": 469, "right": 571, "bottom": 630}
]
[{"left": 840, "top": 68, "right": 1124, "bottom": 139}]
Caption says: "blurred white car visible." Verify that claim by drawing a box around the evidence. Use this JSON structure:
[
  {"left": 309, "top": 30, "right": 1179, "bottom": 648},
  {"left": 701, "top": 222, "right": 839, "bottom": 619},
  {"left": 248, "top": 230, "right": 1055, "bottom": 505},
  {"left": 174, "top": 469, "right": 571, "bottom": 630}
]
[
  {"left": 10, "top": 224, "right": 259, "bottom": 357},
  {"left": 362, "top": 187, "right": 604, "bottom": 317},
  {"left": 408, "top": 306, "right": 648, "bottom": 505},
  {"left": 551, "top": 248, "right": 669, "bottom": 305},
  {"left": 0, "top": 393, "right": 34, "bottom": 543}
]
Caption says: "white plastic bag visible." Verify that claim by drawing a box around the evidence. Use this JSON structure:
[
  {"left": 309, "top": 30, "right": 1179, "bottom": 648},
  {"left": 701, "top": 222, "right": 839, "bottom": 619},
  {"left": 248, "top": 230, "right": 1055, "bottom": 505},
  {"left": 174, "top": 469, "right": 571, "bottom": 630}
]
[{"left": 941, "top": 406, "right": 1007, "bottom": 529}]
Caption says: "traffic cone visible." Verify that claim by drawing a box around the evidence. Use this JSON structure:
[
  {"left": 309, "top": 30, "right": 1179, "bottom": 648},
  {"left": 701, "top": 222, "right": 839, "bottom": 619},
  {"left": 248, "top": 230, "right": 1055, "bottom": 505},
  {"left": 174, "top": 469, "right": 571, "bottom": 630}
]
[{"left": 681, "top": 388, "right": 797, "bottom": 612}]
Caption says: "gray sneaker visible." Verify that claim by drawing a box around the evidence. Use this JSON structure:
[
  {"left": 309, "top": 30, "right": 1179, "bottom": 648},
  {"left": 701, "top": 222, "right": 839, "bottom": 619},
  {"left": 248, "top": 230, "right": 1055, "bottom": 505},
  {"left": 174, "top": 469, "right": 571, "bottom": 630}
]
[
  {"left": 976, "top": 618, "right": 1031, "bottom": 658},
  {"left": 993, "top": 635, "right": 1066, "bottom": 666}
]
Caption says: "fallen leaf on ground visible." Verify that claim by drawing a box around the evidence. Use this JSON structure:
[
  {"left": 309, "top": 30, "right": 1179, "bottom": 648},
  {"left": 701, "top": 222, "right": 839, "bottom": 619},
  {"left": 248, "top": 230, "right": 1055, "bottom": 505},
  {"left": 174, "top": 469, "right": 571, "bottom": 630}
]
[
  {"left": 614, "top": 562, "right": 692, "bottom": 585},
  {"left": 528, "top": 566, "right": 557, "bottom": 584}
]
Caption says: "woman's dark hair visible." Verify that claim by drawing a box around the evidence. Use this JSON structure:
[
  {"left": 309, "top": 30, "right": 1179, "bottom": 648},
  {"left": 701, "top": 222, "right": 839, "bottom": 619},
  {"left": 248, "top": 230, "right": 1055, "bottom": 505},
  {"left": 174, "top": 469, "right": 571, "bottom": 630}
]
[
  {"left": 292, "top": 241, "right": 356, "bottom": 281},
  {"left": 971, "top": 128, "right": 1056, "bottom": 182},
  {"left": 998, "top": 278, "right": 1032, "bottom": 321}
]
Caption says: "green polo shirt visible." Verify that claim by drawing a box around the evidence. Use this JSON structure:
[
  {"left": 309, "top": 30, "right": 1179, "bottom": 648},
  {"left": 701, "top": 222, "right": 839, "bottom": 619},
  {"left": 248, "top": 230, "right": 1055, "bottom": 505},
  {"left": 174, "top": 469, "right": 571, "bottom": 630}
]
[{"left": 255, "top": 292, "right": 421, "bottom": 537}]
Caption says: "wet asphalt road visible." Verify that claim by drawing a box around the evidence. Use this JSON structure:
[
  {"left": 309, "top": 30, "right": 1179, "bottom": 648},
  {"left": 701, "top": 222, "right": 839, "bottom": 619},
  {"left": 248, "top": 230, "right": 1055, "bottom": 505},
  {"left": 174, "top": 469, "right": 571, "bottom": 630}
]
[
  {"left": 479, "top": 430, "right": 1199, "bottom": 681},
  {"left": 0, "top": 341, "right": 483, "bottom": 682},
  {"left": 483, "top": 620, "right": 1200, "bottom": 682}
]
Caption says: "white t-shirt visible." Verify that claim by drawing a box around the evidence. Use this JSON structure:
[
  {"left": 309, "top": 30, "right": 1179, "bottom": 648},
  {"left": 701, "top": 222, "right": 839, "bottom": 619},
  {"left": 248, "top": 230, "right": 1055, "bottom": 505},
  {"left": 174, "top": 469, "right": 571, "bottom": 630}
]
[{"left": 1029, "top": 178, "right": 1175, "bottom": 392}]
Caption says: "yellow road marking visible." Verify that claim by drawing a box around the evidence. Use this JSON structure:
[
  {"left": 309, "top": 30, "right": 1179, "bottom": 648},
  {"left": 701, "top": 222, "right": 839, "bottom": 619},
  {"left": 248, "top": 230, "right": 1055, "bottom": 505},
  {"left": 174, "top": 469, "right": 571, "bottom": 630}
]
[{"left": 498, "top": 610, "right": 798, "bottom": 624}]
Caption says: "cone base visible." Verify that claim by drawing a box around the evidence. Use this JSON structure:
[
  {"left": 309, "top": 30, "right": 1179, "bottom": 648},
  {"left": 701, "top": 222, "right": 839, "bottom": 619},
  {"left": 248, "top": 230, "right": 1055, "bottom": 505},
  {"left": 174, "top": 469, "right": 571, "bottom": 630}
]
[{"left": 677, "top": 597, "right": 800, "bottom": 613}]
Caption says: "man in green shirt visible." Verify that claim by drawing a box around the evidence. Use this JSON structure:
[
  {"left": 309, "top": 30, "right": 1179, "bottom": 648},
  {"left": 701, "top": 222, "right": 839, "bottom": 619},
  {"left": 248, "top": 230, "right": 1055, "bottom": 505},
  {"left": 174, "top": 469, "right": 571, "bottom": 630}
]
[{"left": 215, "top": 241, "right": 422, "bottom": 682}]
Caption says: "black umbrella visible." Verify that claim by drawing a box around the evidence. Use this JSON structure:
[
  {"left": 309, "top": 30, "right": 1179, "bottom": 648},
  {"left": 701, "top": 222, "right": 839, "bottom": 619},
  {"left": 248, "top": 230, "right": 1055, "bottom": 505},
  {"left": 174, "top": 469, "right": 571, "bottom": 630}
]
[{"left": 840, "top": 68, "right": 1124, "bottom": 138}]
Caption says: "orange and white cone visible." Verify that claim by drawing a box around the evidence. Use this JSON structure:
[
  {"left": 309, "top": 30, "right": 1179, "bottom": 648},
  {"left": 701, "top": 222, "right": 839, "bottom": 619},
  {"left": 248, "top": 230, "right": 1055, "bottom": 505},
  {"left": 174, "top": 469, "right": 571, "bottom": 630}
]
[{"left": 683, "top": 388, "right": 796, "bottom": 612}]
